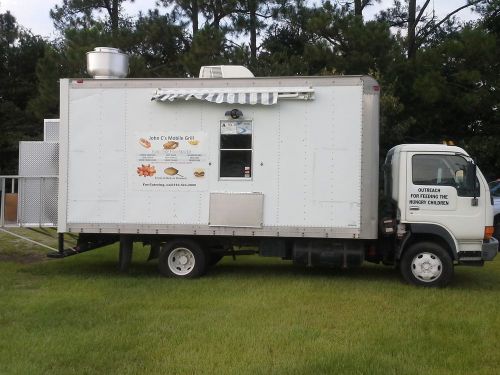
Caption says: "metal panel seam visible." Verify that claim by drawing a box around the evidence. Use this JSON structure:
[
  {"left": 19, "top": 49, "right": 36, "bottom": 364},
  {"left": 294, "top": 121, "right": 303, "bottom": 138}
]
[
  {"left": 58, "top": 79, "right": 70, "bottom": 233},
  {"left": 122, "top": 88, "right": 128, "bottom": 225},
  {"left": 359, "top": 80, "right": 364, "bottom": 236}
]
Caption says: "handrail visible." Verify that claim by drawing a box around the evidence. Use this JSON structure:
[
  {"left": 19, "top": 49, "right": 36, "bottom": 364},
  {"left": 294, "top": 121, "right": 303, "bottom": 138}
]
[
  {"left": 0, "top": 228, "right": 59, "bottom": 252},
  {"left": 0, "top": 177, "right": 5, "bottom": 226},
  {"left": 0, "top": 175, "right": 58, "bottom": 178}
]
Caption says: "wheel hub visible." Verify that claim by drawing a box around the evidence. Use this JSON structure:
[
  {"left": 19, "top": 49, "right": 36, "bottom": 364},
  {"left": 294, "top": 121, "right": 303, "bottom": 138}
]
[
  {"left": 167, "top": 247, "right": 195, "bottom": 276},
  {"left": 411, "top": 252, "right": 443, "bottom": 282}
]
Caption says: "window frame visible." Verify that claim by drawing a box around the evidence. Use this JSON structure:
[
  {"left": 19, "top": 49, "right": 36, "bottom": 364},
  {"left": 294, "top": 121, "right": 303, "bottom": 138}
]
[
  {"left": 411, "top": 153, "right": 479, "bottom": 197},
  {"left": 218, "top": 120, "right": 254, "bottom": 181}
]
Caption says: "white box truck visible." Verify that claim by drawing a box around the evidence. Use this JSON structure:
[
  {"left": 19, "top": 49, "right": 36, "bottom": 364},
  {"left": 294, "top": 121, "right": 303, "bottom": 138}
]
[{"left": 50, "top": 48, "right": 498, "bottom": 287}]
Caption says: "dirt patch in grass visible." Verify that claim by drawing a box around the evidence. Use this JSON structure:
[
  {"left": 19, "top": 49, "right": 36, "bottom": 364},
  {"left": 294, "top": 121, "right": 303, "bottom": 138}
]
[
  {"left": 0, "top": 252, "right": 46, "bottom": 264},
  {"left": 0, "top": 228, "right": 62, "bottom": 264}
]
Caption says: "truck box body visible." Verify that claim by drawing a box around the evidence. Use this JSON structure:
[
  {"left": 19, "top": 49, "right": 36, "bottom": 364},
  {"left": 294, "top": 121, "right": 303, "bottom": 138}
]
[{"left": 58, "top": 76, "right": 380, "bottom": 239}]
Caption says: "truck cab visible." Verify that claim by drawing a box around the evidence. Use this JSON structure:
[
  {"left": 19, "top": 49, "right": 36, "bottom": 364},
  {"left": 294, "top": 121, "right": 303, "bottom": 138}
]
[{"left": 383, "top": 144, "right": 498, "bottom": 285}]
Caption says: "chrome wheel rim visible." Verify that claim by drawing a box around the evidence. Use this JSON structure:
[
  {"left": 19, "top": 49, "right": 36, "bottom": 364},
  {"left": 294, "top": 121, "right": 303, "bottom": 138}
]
[
  {"left": 168, "top": 247, "right": 195, "bottom": 276},
  {"left": 411, "top": 252, "right": 443, "bottom": 282}
]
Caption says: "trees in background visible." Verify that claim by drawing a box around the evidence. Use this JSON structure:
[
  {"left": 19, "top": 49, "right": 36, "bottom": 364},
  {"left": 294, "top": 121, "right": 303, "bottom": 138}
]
[
  {"left": 379, "top": 0, "right": 485, "bottom": 59},
  {"left": 50, "top": 0, "right": 136, "bottom": 32},
  {"left": 0, "top": 0, "right": 499, "bottom": 178},
  {"left": 0, "top": 12, "right": 47, "bottom": 174}
]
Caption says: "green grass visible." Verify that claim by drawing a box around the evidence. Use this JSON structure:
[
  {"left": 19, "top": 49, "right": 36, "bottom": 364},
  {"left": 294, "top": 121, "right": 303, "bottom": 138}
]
[{"left": 0, "top": 229, "right": 499, "bottom": 374}]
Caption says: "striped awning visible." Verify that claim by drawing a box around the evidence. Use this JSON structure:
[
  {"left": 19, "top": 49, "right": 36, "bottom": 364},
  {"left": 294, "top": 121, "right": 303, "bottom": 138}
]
[{"left": 151, "top": 87, "right": 314, "bottom": 106}]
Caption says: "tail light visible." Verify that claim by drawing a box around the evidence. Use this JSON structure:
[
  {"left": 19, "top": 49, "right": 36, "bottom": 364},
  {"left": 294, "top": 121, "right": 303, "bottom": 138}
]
[{"left": 484, "top": 226, "right": 494, "bottom": 241}]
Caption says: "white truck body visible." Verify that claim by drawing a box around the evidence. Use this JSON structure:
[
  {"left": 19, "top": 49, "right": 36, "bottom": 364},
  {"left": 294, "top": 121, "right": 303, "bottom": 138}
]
[
  {"left": 48, "top": 68, "right": 496, "bottom": 286},
  {"left": 0, "top": 50, "right": 494, "bottom": 285},
  {"left": 57, "top": 76, "right": 379, "bottom": 239}
]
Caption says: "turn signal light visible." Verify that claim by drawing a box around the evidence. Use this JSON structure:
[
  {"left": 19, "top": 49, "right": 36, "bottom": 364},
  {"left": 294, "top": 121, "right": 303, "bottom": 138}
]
[{"left": 484, "top": 226, "right": 494, "bottom": 241}]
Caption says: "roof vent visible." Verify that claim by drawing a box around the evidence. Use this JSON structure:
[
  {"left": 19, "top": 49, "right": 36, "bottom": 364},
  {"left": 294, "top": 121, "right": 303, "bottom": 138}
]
[
  {"left": 199, "top": 65, "right": 254, "bottom": 78},
  {"left": 86, "top": 47, "right": 129, "bottom": 79}
]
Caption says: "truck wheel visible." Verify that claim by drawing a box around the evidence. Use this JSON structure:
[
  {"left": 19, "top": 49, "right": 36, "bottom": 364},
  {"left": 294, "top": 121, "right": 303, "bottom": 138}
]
[
  {"left": 158, "top": 240, "right": 207, "bottom": 278},
  {"left": 400, "top": 242, "right": 453, "bottom": 287},
  {"left": 118, "top": 235, "right": 133, "bottom": 272}
]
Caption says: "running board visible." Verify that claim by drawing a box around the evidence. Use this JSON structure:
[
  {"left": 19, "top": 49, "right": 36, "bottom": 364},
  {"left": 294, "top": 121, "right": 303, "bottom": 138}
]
[
  {"left": 458, "top": 258, "right": 484, "bottom": 266},
  {"left": 47, "top": 246, "right": 96, "bottom": 258}
]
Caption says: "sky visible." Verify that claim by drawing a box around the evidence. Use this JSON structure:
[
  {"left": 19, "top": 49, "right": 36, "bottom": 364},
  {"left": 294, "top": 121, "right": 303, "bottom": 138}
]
[{"left": 0, "top": 0, "right": 480, "bottom": 39}]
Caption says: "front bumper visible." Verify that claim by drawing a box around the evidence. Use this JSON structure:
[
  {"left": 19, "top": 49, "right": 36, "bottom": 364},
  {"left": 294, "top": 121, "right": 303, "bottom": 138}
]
[{"left": 482, "top": 237, "right": 498, "bottom": 261}]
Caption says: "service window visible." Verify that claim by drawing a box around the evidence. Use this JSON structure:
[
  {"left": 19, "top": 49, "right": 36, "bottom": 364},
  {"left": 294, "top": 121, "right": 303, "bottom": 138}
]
[
  {"left": 412, "top": 154, "right": 478, "bottom": 197},
  {"left": 220, "top": 120, "right": 252, "bottom": 178}
]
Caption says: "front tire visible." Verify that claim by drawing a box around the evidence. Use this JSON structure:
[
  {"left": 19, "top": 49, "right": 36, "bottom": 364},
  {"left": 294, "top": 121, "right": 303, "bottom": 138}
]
[
  {"left": 400, "top": 241, "right": 453, "bottom": 287},
  {"left": 158, "top": 239, "right": 207, "bottom": 278}
]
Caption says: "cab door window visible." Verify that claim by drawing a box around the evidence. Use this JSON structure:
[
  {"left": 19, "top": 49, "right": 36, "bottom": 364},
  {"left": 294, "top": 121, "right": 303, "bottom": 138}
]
[{"left": 412, "top": 154, "right": 478, "bottom": 197}]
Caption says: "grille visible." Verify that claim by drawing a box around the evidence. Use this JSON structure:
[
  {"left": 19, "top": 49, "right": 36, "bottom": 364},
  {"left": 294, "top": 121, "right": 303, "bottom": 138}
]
[
  {"left": 18, "top": 142, "right": 59, "bottom": 176},
  {"left": 44, "top": 119, "right": 59, "bottom": 142},
  {"left": 209, "top": 67, "right": 223, "bottom": 78}
]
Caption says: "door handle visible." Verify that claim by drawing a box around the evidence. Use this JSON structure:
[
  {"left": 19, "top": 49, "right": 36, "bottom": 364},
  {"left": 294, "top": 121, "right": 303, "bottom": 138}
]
[{"left": 409, "top": 206, "right": 420, "bottom": 211}]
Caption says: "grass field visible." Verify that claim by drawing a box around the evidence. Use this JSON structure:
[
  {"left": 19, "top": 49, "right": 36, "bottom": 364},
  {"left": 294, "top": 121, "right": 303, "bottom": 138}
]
[{"left": 0, "top": 228, "right": 499, "bottom": 374}]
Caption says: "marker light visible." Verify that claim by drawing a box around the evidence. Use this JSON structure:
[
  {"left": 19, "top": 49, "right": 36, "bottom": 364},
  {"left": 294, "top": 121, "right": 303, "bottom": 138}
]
[{"left": 484, "top": 226, "right": 494, "bottom": 241}]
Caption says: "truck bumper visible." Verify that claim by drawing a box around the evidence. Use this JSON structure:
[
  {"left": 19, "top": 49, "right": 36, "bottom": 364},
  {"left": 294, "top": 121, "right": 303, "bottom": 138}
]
[{"left": 482, "top": 238, "right": 498, "bottom": 261}]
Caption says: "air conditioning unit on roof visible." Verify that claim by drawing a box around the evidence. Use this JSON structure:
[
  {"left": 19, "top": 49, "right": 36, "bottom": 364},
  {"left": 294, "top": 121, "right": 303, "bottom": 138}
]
[{"left": 199, "top": 65, "right": 254, "bottom": 78}]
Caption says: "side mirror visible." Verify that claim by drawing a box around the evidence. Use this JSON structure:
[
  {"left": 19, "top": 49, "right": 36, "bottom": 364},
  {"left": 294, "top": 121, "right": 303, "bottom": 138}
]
[{"left": 465, "top": 161, "right": 479, "bottom": 199}]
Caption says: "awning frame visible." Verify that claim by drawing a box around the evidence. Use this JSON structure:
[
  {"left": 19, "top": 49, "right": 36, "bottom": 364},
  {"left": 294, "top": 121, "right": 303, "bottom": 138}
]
[{"left": 151, "top": 86, "right": 315, "bottom": 106}]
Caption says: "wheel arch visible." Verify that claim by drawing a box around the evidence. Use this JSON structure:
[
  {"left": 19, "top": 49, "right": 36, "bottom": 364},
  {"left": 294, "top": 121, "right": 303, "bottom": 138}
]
[{"left": 398, "top": 223, "right": 458, "bottom": 261}]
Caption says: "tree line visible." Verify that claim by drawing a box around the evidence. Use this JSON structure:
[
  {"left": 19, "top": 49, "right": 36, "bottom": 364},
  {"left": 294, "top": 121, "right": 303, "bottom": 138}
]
[{"left": 0, "top": 0, "right": 499, "bottom": 179}]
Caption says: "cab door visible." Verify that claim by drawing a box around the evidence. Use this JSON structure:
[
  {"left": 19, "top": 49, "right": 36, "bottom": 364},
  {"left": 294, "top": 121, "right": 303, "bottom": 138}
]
[{"left": 405, "top": 152, "right": 484, "bottom": 242}]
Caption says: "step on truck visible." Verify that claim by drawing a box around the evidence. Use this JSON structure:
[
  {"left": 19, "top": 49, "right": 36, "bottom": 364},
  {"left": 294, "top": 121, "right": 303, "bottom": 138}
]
[{"left": 43, "top": 47, "right": 498, "bottom": 286}]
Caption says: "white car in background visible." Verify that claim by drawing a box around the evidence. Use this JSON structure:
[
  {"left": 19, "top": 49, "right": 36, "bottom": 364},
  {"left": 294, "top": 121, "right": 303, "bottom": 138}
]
[{"left": 489, "top": 180, "right": 500, "bottom": 238}]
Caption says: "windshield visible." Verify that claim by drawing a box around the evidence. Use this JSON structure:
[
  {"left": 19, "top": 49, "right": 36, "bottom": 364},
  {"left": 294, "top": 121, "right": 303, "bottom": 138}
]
[{"left": 489, "top": 180, "right": 500, "bottom": 197}]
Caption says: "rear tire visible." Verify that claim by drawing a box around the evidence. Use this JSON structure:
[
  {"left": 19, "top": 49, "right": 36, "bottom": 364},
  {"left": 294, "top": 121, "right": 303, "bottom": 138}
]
[
  {"left": 158, "top": 239, "right": 207, "bottom": 278},
  {"left": 400, "top": 241, "right": 453, "bottom": 287}
]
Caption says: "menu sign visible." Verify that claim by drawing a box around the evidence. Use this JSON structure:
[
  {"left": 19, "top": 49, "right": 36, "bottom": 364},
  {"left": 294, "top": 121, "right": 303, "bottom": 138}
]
[
  {"left": 130, "top": 131, "right": 208, "bottom": 191},
  {"left": 220, "top": 120, "right": 252, "bottom": 135}
]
